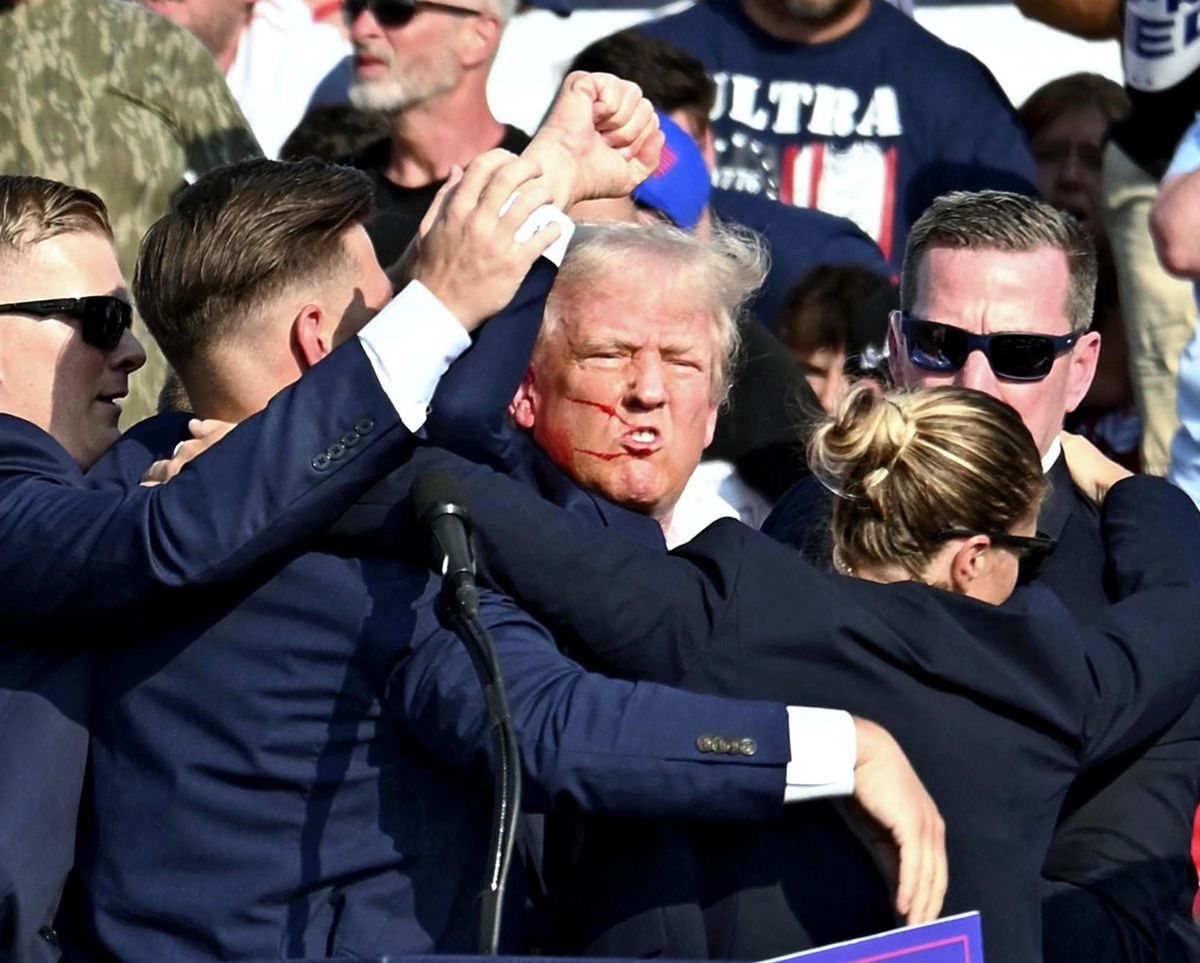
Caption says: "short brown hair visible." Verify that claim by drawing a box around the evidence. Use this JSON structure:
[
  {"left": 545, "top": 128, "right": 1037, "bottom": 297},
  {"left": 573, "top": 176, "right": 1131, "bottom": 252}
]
[
  {"left": 808, "top": 384, "right": 1046, "bottom": 581},
  {"left": 777, "top": 264, "right": 896, "bottom": 363},
  {"left": 901, "top": 191, "right": 1098, "bottom": 334},
  {"left": 0, "top": 175, "right": 113, "bottom": 260},
  {"left": 1018, "top": 72, "right": 1128, "bottom": 140},
  {"left": 134, "top": 158, "right": 374, "bottom": 365},
  {"left": 568, "top": 30, "right": 716, "bottom": 139}
]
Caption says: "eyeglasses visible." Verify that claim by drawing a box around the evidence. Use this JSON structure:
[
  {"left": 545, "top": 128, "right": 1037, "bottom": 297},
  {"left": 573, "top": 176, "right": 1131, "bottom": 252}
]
[
  {"left": 0, "top": 297, "right": 133, "bottom": 351},
  {"left": 896, "top": 312, "right": 1079, "bottom": 382},
  {"left": 936, "top": 528, "right": 1057, "bottom": 582},
  {"left": 343, "top": 0, "right": 483, "bottom": 27}
]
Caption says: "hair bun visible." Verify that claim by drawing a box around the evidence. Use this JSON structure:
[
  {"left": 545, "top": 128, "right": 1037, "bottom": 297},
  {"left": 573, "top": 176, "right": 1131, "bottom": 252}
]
[{"left": 808, "top": 386, "right": 917, "bottom": 508}]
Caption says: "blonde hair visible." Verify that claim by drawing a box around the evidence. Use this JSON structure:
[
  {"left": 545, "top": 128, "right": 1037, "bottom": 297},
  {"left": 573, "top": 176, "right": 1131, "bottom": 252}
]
[
  {"left": 0, "top": 175, "right": 113, "bottom": 256},
  {"left": 808, "top": 385, "right": 1046, "bottom": 580},
  {"left": 538, "top": 220, "right": 766, "bottom": 404}
]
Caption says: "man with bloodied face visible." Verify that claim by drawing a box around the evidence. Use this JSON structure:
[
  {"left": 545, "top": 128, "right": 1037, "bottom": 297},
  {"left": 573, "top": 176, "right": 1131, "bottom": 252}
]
[{"left": 507, "top": 221, "right": 762, "bottom": 545}]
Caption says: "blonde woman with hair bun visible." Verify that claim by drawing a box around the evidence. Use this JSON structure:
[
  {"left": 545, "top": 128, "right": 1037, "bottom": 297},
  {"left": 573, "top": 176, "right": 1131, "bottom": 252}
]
[
  {"left": 429, "top": 383, "right": 1200, "bottom": 963},
  {"left": 808, "top": 385, "right": 1050, "bottom": 602}
]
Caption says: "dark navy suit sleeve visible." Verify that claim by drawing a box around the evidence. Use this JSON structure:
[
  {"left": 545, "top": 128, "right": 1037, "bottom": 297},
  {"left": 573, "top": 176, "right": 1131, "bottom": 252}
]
[
  {"left": 386, "top": 588, "right": 789, "bottom": 821},
  {"left": 419, "top": 449, "right": 731, "bottom": 683},
  {"left": 1041, "top": 477, "right": 1200, "bottom": 963},
  {"left": 1073, "top": 478, "right": 1200, "bottom": 767},
  {"left": 406, "top": 449, "right": 1200, "bottom": 752},
  {"left": 0, "top": 339, "right": 413, "bottom": 632},
  {"left": 1100, "top": 476, "right": 1200, "bottom": 595},
  {"left": 423, "top": 258, "right": 557, "bottom": 464},
  {"left": 84, "top": 412, "right": 193, "bottom": 491}
]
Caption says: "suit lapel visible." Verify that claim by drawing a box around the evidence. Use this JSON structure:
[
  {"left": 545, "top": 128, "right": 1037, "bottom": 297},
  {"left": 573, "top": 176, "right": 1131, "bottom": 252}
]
[{"left": 1040, "top": 454, "right": 1095, "bottom": 540}]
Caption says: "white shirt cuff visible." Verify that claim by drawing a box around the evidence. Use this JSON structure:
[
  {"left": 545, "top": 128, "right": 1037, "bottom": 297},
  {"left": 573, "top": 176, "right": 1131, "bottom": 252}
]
[
  {"left": 783, "top": 706, "right": 856, "bottom": 803},
  {"left": 355, "top": 280, "right": 472, "bottom": 432}
]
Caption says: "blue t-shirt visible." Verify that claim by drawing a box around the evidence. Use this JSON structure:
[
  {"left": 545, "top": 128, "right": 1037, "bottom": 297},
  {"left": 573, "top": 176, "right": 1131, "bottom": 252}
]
[
  {"left": 711, "top": 187, "right": 889, "bottom": 329},
  {"left": 641, "top": 0, "right": 1037, "bottom": 268}
]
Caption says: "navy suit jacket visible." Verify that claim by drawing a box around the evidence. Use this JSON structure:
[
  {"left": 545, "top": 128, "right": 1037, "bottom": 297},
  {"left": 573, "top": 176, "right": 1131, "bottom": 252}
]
[
  {"left": 66, "top": 419, "right": 793, "bottom": 963},
  {"left": 0, "top": 340, "right": 421, "bottom": 963},
  {"left": 361, "top": 449, "right": 1200, "bottom": 963},
  {"left": 765, "top": 456, "right": 1200, "bottom": 962}
]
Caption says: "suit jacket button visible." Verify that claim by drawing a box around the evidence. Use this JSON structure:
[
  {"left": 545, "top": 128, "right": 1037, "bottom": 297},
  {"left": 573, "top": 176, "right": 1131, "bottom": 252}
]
[
  {"left": 38, "top": 927, "right": 59, "bottom": 946},
  {"left": 738, "top": 738, "right": 757, "bottom": 756},
  {"left": 711, "top": 737, "right": 730, "bottom": 754},
  {"left": 697, "top": 735, "right": 714, "bottom": 753},
  {"left": 311, "top": 453, "right": 331, "bottom": 471},
  {"left": 341, "top": 431, "right": 360, "bottom": 448},
  {"left": 355, "top": 417, "right": 375, "bottom": 436},
  {"left": 328, "top": 441, "right": 346, "bottom": 461}
]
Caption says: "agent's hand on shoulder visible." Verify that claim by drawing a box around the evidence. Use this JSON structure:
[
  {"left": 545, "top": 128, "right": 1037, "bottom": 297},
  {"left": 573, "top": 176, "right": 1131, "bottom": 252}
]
[
  {"left": 1060, "top": 431, "right": 1133, "bottom": 506},
  {"left": 140, "top": 419, "right": 235, "bottom": 487}
]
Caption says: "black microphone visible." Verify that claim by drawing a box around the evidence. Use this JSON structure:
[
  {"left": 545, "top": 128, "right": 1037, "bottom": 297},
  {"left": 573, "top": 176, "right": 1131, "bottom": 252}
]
[
  {"left": 412, "top": 468, "right": 521, "bottom": 955},
  {"left": 413, "top": 470, "right": 478, "bottom": 612}
]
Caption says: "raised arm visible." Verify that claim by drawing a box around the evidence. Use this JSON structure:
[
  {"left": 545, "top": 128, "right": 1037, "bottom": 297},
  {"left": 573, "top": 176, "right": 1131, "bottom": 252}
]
[
  {"left": 390, "top": 589, "right": 790, "bottom": 821},
  {"left": 1, "top": 152, "right": 568, "bottom": 634},
  {"left": 423, "top": 71, "right": 664, "bottom": 461},
  {"left": 0, "top": 341, "right": 411, "bottom": 631},
  {"left": 1012, "top": 0, "right": 1123, "bottom": 39}
]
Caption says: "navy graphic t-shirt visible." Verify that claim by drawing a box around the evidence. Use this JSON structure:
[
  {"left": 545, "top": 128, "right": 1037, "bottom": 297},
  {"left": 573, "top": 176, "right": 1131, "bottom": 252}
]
[{"left": 641, "top": 0, "right": 1037, "bottom": 267}]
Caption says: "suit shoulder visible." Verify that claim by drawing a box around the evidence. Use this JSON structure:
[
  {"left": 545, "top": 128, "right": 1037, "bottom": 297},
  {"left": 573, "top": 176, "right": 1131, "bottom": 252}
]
[{"left": 0, "top": 416, "right": 81, "bottom": 482}]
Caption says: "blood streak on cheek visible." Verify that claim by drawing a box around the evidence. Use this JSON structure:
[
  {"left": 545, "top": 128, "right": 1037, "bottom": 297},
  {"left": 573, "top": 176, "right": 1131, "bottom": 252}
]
[
  {"left": 567, "top": 397, "right": 636, "bottom": 428},
  {"left": 576, "top": 449, "right": 628, "bottom": 461}
]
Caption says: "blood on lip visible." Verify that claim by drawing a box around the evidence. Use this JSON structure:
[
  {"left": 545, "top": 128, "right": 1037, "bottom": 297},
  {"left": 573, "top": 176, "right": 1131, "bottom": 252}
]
[{"left": 568, "top": 397, "right": 657, "bottom": 460}]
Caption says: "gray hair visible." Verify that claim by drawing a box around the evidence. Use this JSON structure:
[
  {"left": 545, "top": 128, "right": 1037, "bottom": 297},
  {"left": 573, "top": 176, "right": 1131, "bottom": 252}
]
[
  {"left": 901, "top": 191, "right": 1098, "bottom": 333},
  {"left": 538, "top": 220, "right": 767, "bottom": 403}
]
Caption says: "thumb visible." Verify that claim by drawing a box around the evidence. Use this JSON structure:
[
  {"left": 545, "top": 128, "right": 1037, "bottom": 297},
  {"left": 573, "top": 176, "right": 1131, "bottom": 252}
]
[
  {"left": 189, "top": 418, "right": 226, "bottom": 438},
  {"left": 418, "top": 166, "right": 464, "bottom": 238}
]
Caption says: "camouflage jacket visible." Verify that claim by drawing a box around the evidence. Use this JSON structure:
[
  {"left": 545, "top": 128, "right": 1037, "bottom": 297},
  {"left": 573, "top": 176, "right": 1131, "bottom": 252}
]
[{"left": 0, "top": 0, "right": 261, "bottom": 425}]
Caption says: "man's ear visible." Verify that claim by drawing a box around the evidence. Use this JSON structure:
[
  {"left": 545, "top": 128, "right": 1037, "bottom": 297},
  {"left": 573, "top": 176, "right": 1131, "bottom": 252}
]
[
  {"left": 510, "top": 366, "right": 538, "bottom": 430},
  {"left": 702, "top": 401, "right": 719, "bottom": 449},
  {"left": 1064, "top": 330, "right": 1101, "bottom": 414},
  {"left": 948, "top": 536, "right": 993, "bottom": 596},
  {"left": 701, "top": 127, "right": 717, "bottom": 171},
  {"left": 291, "top": 304, "right": 334, "bottom": 371},
  {"left": 461, "top": 12, "right": 502, "bottom": 69}
]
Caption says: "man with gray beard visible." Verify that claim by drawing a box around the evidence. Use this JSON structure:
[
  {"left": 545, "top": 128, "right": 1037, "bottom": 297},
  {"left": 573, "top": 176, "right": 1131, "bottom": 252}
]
[{"left": 341, "top": 0, "right": 528, "bottom": 266}]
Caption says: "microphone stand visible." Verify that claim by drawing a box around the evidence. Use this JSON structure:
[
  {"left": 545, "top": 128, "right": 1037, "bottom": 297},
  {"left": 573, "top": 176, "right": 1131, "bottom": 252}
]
[{"left": 435, "top": 570, "right": 523, "bottom": 956}]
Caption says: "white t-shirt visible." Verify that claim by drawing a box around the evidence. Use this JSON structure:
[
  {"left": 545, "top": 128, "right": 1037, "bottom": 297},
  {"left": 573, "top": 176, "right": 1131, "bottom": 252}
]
[{"left": 226, "top": 0, "right": 352, "bottom": 157}]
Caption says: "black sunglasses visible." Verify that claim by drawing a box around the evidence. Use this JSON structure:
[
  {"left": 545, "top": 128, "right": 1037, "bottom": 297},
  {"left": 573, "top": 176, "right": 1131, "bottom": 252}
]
[
  {"left": 896, "top": 312, "right": 1079, "bottom": 382},
  {"left": 343, "top": 0, "right": 482, "bottom": 27},
  {"left": 937, "top": 528, "right": 1057, "bottom": 582},
  {"left": 0, "top": 296, "right": 133, "bottom": 351}
]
